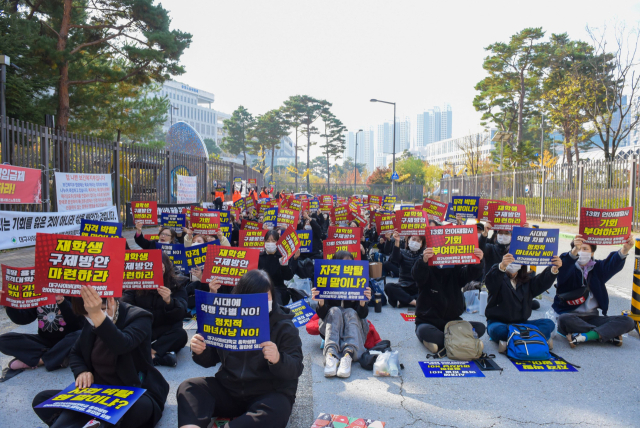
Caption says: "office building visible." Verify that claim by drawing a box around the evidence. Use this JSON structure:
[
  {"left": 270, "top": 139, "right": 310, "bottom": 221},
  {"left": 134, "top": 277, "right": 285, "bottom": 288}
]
[
  {"left": 417, "top": 103, "right": 452, "bottom": 147},
  {"left": 264, "top": 136, "right": 297, "bottom": 167},
  {"left": 375, "top": 122, "right": 394, "bottom": 168}
]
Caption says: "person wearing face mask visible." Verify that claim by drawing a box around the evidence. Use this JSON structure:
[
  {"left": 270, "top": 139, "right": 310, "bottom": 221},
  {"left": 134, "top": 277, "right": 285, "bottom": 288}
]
[
  {"left": 554, "top": 234, "right": 635, "bottom": 348},
  {"left": 380, "top": 230, "right": 403, "bottom": 277},
  {"left": 259, "top": 230, "right": 300, "bottom": 305},
  {"left": 177, "top": 270, "right": 303, "bottom": 428},
  {"left": 32, "top": 285, "right": 169, "bottom": 428},
  {"left": 296, "top": 210, "right": 324, "bottom": 259},
  {"left": 485, "top": 253, "right": 562, "bottom": 352},
  {"left": 384, "top": 232, "right": 425, "bottom": 308}
]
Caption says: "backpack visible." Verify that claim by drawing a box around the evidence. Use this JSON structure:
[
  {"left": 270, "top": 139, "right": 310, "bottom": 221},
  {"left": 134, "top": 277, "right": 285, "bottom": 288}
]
[
  {"left": 506, "top": 324, "right": 551, "bottom": 361},
  {"left": 441, "top": 320, "right": 484, "bottom": 360},
  {"left": 367, "top": 279, "right": 387, "bottom": 308},
  {"left": 296, "top": 258, "right": 315, "bottom": 281}
]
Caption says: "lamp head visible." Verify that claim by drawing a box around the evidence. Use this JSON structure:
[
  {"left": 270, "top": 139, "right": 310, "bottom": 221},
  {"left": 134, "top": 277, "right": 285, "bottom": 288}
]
[{"left": 370, "top": 99, "right": 377, "bottom": 102}]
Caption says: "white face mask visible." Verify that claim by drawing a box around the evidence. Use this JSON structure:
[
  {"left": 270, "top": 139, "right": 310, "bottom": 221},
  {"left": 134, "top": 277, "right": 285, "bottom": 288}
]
[
  {"left": 265, "top": 242, "right": 277, "bottom": 254},
  {"left": 268, "top": 300, "right": 273, "bottom": 313},
  {"left": 408, "top": 240, "right": 421, "bottom": 252},
  {"left": 506, "top": 263, "right": 521, "bottom": 274},
  {"left": 84, "top": 309, "right": 113, "bottom": 326},
  {"left": 577, "top": 251, "right": 592, "bottom": 265},
  {"left": 497, "top": 234, "right": 511, "bottom": 245},
  {"left": 304, "top": 225, "right": 312, "bottom": 230}
]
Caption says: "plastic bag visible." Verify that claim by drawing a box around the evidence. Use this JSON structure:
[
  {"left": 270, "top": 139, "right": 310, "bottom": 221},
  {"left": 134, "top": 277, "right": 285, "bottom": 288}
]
[
  {"left": 464, "top": 290, "right": 480, "bottom": 313},
  {"left": 388, "top": 350, "right": 399, "bottom": 377},
  {"left": 545, "top": 308, "right": 559, "bottom": 338},
  {"left": 290, "top": 277, "right": 312, "bottom": 296},
  {"left": 373, "top": 351, "right": 391, "bottom": 377}
]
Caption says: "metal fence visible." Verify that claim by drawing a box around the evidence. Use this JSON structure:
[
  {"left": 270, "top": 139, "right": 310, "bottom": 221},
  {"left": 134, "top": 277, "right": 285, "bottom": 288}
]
[
  {"left": 0, "top": 116, "right": 264, "bottom": 220},
  {"left": 274, "top": 181, "right": 425, "bottom": 202},
  {"left": 439, "top": 158, "right": 640, "bottom": 229}
]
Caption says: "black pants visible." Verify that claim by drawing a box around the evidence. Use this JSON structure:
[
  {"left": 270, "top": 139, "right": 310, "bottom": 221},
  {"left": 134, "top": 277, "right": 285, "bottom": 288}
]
[
  {"left": 33, "top": 389, "right": 155, "bottom": 428},
  {"left": 0, "top": 331, "right": 80, "bottom": 371},
  {"left": 274, "top": 286, "right": 291, "bottom": 306},
  {"left": 557, "top": 313, "right": 635, "bottom": 342},
  {"left": 415, "top": 322, "right": 486, "bottom": 350},
  {"left": 384, "top": 283, "right": 418, "bottom": 307},
  {"left": 214, "top": 198, "right": 223, "bottom": 210},
  {"left": 152, "top": 323, "right": 189, "bottom": 356},
  {"left": 177, "top": 376, "right": 293, "bottom": 428},
  {"left": 382, "top": 260, "right": 399, "bottom": 277}
]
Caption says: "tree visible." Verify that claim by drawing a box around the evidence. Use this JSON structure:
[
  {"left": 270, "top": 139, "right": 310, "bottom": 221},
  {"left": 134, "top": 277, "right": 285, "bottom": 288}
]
[
  {"left": 319, "top": 109, "right": 346, "bottom": 190},
  {"left": 282, "top": 95, "right": 309, "bottom": 190},
  {"left": 424, "top": 163, "right": 443, "bottom": 193},
  {"left": 367, "top": 166, "right": 392, "bottom": 185},
  {"left": 204, "top": 138, "right": 222, "bottom": 157},
  {"left": 310, "top": 156, "right": 329, "bottom": 179},
  {"left": 455, "top": 132, "right": 490, "bottom": 175},
  {"left": 396, "top": 156, "right": 427, "bottom": 184},
  {"left": 222, "top": 106, "right": 255, "bottom": 166},
  {"left": 248, "top": 109, "right": 289, "bottom": 183},
  {"left": 293, "top": 95, "right": 331, "bottom": 192}
]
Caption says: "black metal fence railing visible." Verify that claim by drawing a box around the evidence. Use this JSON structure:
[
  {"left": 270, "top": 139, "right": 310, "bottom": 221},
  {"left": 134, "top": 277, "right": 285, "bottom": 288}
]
[{"left": 274, "top": 181, "right": 425, "bottom": 202}]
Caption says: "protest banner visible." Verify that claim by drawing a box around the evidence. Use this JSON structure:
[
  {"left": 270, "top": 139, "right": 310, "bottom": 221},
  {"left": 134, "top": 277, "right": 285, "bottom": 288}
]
[
  {"left": 509, "top": 227, "right": 559, "bottom": 266},
  {"left": 131, "top": 201, "right": 157, "bottom": 225},
  {"left": 395, "top": 209, "right": 428, "bottom": 237},
  {"left": 328, "top": 226, "right": 362, "bottom": 241},
  {"left": 0, "top": 265, "right": 55, "bottom": 309},
  {"left": 286, "top": 199, "right": 303, "bottom": 212},
  {"left": 143, "top": 234, "right": 159, "bottom": 242},
  {"left": 233, "top": 197, "right": 246, "bottom": 211},
  {"left": 79, "top": 219, "right": 122, "bottom": 238},
  {"left": 418, "top": 361, "right": 485, "bottom": 378},
  {"left": 332, "top": 206, "right": 350, "bottom": 225},
  {"left": 196, "top": 290, "right": 270, "bottom": 351},
  {"left": 479, "top": 198, "right": 506, "bottom": 222},
  {"left": 262, "top": 207, "right": 278, "bottom": 229},
  {"left": 155, "top": 242, "right": 187, "bottom": 273},
  {"left": 444, "top": 202, "right": 457, "bottom": 223},
  {"left": 285, "top": 299, "right": 316, "bottom": 328},
  {"left": 177, "top": 175, "right": 198, "bottom": 204},
  {"left": 400, "top": 205, "right": 413, "bottom": 210},
  {"left": 0, "top": 164, "right": 42, "bottom": 204},
  {"left": 320, "top": 195, "right": 333, "bottom": 205},
  {"left": 160, "top": 213, "right": 186, "bottom": 231},
  {"left": 382, "top": 195, "right": 396, "bottom": 210},
  {"left": 488, "top": 203, "right": 527, "bottom": 231},
  {"left": 215, "top": 181, "right": 228, "bottom": 192},
  {"left": 34, "top": 383, "right": 146, "bottom": 424},
  {"left": 400, "top": 313, "right": 416, "bottom": 322},
  {"left": 123, "top": 250, "right": 163, "bottom": 290},
  {"left": 425, "top": 225, "right": 480, "bottom": 266},
  {"left": 579, "top": 207, "right": 633, "bottom": 245},
  {"left": 181, "top": 242, "right": 211, "bottom": 272},
  {"left": 421, "top": 198, "right": 448, "bottom": 222},
  {"left": 277, "top": 226, "right": 301, "bottom": 263},
  {"left": 374, "top": 213, "right": 395, "bottom": 235},
  {"left": 451, "top": 196, "right": 480, "bottom": 219},
  {"left": 240, "top": 219, "right": 262, "bottom": 230},
  {"left": 309, "top": 198, "right": 319, "bottom": 211},
  {"left": 277, "top": 207, "right": 300, "bottom": 229},
  {"left": 35, "top": 233, "right": 126, "bottom": 297},
  {"left": 323, "top": 239, "right": 361, "bottom": 260},
  {"left": 190, "top": 211, "right": 220, "bottom": 235},
  {"left": 248, "top": 178, "right": 257, "bottom": 185},
  {"left": 214, "top": 210, "right": 232, "bottom": 225},
  {"left": 125, "top": 202, "right": 192, "bottom": 227},
  {"left": 239, "top": 229, "right": 268, "bottom": 249},
  {"left": 245, "top": 197, "right": 257, "bottom": 213},
  {"left": 202, "top": 247, "right": 260, "bottom": 286},
  {"left": 296, "top": 230, "right": 313, "bottom": 253},
  {"left": 55, "top": 172, "right": 113, "bottom": 212},
  {"left": 218, "top": 220, "right": 232, "bottom": 240},
  {"left": 368, "top": 195, "right": 382, "bottom": 207},
  {"left": 319, "top": 202, "right": 333, "bottom": 213},
  {"left": 510, "top": 359, "right": 578, "bottom": 372},
  {"left": 314, "top": 260, "right": 369, "bottom": 301},
  {"left": 351, "top": 211, "right": 368, "bottom": 227}
]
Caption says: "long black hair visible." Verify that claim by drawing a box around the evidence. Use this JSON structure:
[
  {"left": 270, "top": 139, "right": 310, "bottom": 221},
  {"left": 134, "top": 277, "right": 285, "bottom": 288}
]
[
  {"left": 233, "top": 270, "right": 275, "bottom": 297},
  {"left": 264, "top": 229, "right": 280, "bottom": 241},
  {"left": 333, "top": 250, "right": 354, "bottom": 260}
]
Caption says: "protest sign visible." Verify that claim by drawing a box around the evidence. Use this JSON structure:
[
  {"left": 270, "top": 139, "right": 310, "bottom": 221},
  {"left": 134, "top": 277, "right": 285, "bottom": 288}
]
[
  {"left": 35, "top": 234, "right": 126, "bottom": 297},
  {"left": 0, "top": 265, "right": 55, "bottom": 309},
  {"left": 0, "top": 164, "right": 42, "bottom": 204},
  {"left": 239, "top": 229, "right": 268, "bottom": 249},
  {"left": 202, "top": 247, "right": 260, "bottom": 286},
  {"left": 382, "top": 195, "right": 396, "bottom": 210},
  {"left": 196, "top": 290, "right": 270, "bottom": 351},
  {"left": 368, "top": 195, "right": 382, "bottom": 207},
  {"left": 314, "top": 260, "right": 369, "bottom": 301},
  {"left": 444, "top": 202, "right": 457, "bottom": 223},
  {"left": 79, "top": 220, "right": 121, "bottom": 238},
  {"left": 510, "top": 359, "right": 578, "bottom": 372},
  {"left": 320, "top": 195, "right": 333, "bottom": 205},
  {"left": 285, "top": 299, "right": 316, "bottom": 328},
  {"left": 215, "top": 181, "right": 228, "bottom": 192},
  {"left": 143, "top": 234, "right": 159, "bottom": 242},
  {"left": 479, "top": 198, "right": 506, "bottom": 222},
  {"left": 248, "top": 178, "right": 257, "bottom": 185},
  {"left": 155, "top": 242, "right": 187, "bottom": 273},
  {"left": 400, "top": 313, "right": 416, "bottom": 322},
  {"left": 131, "top": 201, "right": 157, "bottom": 225},
  {"left": 425, "top": 225, "right": 480, "bottom": 266},
  {"left": 421, "top": 198, "right": 448, "bottom": 222},
  {"left": 374, "top": 213, "right": 395, "bottom": 235},
  {"left": 177, "top": 175, "right": 198, "bottom": 204},
  {"left": 319, "top": 202, "right": 333, "bottom": 213},
  {"left": 55, "top": 173, "right": 113, "bottom": 212},
  {"left": 418, "top": 361, "right": 485, "bottom": 378},
  {"left": 309, "top": 198, "right": 319, "bottom": 211},
  {"left": 123, "top": 250, "right": 163, "bottom": 290},
  {"left": 395, "top": 209, "right": 428, "bottom": 237},
  {"left": 332, "top": 206, "right": 349, "bottom": 225},
  {"left": 277, "top": 226, "right": 301, "bottom": 263},
  {"left": 190, "top": 211, "right": 220, "bottom": 235},
  {"left": 328, "top": 226, "right": 362, "bottom": 241},
  {"left": 233, "top": 197, "right": 246, "bottom": 211},
  {"left": 296, "top": 230, "right": 313, "bottom": 253},
  {"left": 240, "top": 219, "right": 262, "bottom": 230},
  {"left": 184, "top": 242, "right": 213, "bottom": 272},
  {"left": 125, "top": 202, "right": 192, "bottom": 227},
  {"left": 488, "top": 203, "right": 526, "bottom": 231},
  {"left": 400, "top": 205, "right": 413, "bottom": 210},
  {"left": 451, "top": 196, "right": 480, "bottom": 219},
  {"left": 509, "top": 227, "right": 559, "bottom": 266},
  {"left": 277, "top": 207, "right": 300, "bottom": 229},
  {"left": 160, "top": 213, "right": 186, "bottom": 231},
  {"left": 34, "top": 383, "right": 146, "bottom": 424},
  {"left": 286, "top": 199, "right": 303, "bottom": 212},
  {"left": 263, "top": 207, "right": 278, "bottom": 229},
  {"left": 323, "top": 239, "right": 361, "bottom": 260},
  {"left": 579, "top": 207, "right": 633, "bottom": 245}
]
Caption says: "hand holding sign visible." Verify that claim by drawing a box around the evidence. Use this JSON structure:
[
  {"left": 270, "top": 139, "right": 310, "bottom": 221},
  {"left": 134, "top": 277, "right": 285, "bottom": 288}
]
[
  {"left": 423, "top": 247, "right": 434, "bottom": 263},
  {"left": 190, "top": 333, "right": 206, "bottom": 355},
  {"left": 622, "top": 235, "right": 635, "bottom": 255},
  {"left": 550, "top": 256, "right": 562, "bottom": 274},
  {"left": 76, "top": 371, "right": 94, "bottom": 389},
  {"left": 311, "top": 287, "right": 324, "bottom": 306},
  {"left": 260, "top": 341, "right": 280, "bottom": 364}
]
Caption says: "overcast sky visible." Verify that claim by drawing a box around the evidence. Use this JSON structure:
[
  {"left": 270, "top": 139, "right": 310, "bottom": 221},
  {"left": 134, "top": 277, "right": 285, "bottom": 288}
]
[{"left": 160, "top": 0, "right": 640, "bottom": 157}]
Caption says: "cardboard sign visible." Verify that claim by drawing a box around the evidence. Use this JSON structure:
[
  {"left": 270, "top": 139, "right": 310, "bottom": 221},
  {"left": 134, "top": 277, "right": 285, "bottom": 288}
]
[
  {"left": 123, "top": 250, "right": 163, "bottom": 290},
  {"left": 323, "top": 239, "right": 361, "bottom": 260},
  {"left": 131, "top": 201, "right": 157, "bottom": 225},
  {"left": 263, "top": 207, "right": 278, "bottom": 229},
  {"left": 125, "top": 202, "right": 192, "bottom": 227},
  {"left": 374, "top": 213, "right": 395, "bottom": 235},
  {"left": 240, "top": 220, "right": 262, "bottom": 230},
  {"left": 196, "top": 290, "right": 270, "bottom": 351},
  {"left": 311, "top": 413, "right": 386, "bottom": 428},
  {"left": 177, "top": 175, "right": 198, "bottom": 204},
  {"left": 35, "top": 234, "right": 126, "bottom": 298},
  {"left": 451, "top": 196, "right": 480, "bottom": 219},
  {"left": 320, "top": 195, "right": 333, "bottom": 205},
  {"left": 202, "top": 247, "right": 260, "bottom": 286},
  {"left": 155, "top": 242, "right": 187, "bottom": 273},
  {"left": 368, "top": 195, "right": 383, "bottom": 207},
  {"left": 394, "top": 209, "right": 428, "bottom": 237},
  {"left": 328, "top": 226, "right": 362, "bottom": 241},
  {"left": 285, "top": 299, "right": 316, "bottom": 328},
  {"left": 309, "top": 199, "right": 319, "bottom": 211},
  {"left": 422, "top": 198, "right": 448, "bottom": 222},
  {"left": 479, "top": 198, "right": 506, "bottom": 222},
  {"left": 185, "top": 242, "right": 213, "bottom": 272},
  {"left": 488, "top": 203, "right": 526, "bottom": 231},
  {"left": 296, "top": 230, "right": 313, "bottom": 253},
  {"left": 509, "top": 227, "right": 559, "bottom": 266},
  {"left": 160, "top": 213, "right": 186, "bottom": 231},
  {"left": 190, "top": 211, "right": 221, "bottom": 235},
  {"left": 314, "top": 260, "right": 369, "bottom": 301},
  {"left": 332, "top": 206, "right": 349, "bottom": 225},
  {"left": 0, "top": 265, "right": 55, "bottom": 309},
  {"left": 510, "top": 359, "right": 578, "bottom": 372},
  {"left": 579, "top": 207, "right": 633, "bottom": 245},
  {"left": 277, "top": 208, "right": 300, "bottom": 229},
  {"left": 34, "top": 383, "right": 146, "bottom": 424},
  {"left": 239, "top": 230, "right": 268, "bottom": 249},
  {"left": 245, "top": 197, "right": 256, "bottom": 213},
  {"left": 277, "top": 226, "right": 301, "bottom": 263},
  {"left": 0, "top": 164, "right": 42, "bottom": 204},
  {"left": 79, "top": 220, "right": 122, "bottom": 238},
  {"left": 425, "top": 225, "right": 480, "bottom": 266},
  {"left": 400, "top": 313, "right": 416, "bottom": 322},
  {"left": 419, "top": 361, "right": 485, "bottom": 378},
  {"left": 285, "top": 199, "right": 303, "bottom": 212}
]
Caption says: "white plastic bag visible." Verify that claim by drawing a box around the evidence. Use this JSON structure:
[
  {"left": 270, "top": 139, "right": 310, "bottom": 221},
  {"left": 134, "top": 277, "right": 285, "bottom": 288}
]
[
  {"left": 388, "top": 350, "right": 400, "bottom": 377},
  {"left": 464, "top": 290, "right": 480, "bottom": 313},
  {"left": 545, "top": 308, "right": 559, "bottom": 338},
  {"left": 373, "top": 351, "right": 391, "bottom": 377}
]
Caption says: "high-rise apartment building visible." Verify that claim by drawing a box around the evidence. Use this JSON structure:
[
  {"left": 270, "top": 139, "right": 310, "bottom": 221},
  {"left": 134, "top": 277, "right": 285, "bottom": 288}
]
[
  {"left": 344, "top": 129, "right": 375, "bottom": 173},
  {"left": 417, "top": 103, "right": 452, "bottom": 147},
  {"left": 375, "top": 123, "right": 394, "bottom": 168},
  {"left": 395, "top": 117, "right": 411, "bottom": 153}
]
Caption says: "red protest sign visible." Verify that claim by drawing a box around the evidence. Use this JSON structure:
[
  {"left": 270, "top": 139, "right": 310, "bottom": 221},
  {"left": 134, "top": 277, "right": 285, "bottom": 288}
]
[
  {"left": 191, "top": 211, "right": 220, "bottom": 235},
  {"left": 123, "top": 250, "right": 163, "bottom": 290},
  {"left": 323, "top": 239, "right": 361, "bottom": 260},
  {"left": 202, "top": 246, "right": 260, "bottom": 286},
  {"left": 425, "top": 225, "right": 480, "bottom": 266},
  {"left": 421, "top": 198, "right": 448, "bottom": 222},
  {"left": 352, "top": 211, "right": 368, "bottom": 227},
  {"left": 368, "top": 195, "right": 382, "bottom": 207},
  {"left": 488, "top": 203, "right": 526, "bottom": 231},
  {"left": 1, "top": 265, "right": 56, "bottom": 309},
  {"left": 0, "top": 165, "right": 42, "bottom": 204},
  {"left": 277, "top": 226, "right": 301, "bottom": 263},
  {"left": 579, "top": 207, "right": 633, "bottom": 245},
  {"left": 34, "top": 233, "right": 126, "bottom": 297},
  {"left": 143, "top": 234, "right": 160, "bottom": 242},
  {"left": 131, "top": 201, "right": 158, "bottom": 225},
  {"left": 240, "top": 220, "right": 263, "bottom": 230},
  {"left": 320, "top": 194, "right": 333, "bottom": 204},
  {"left": 374, "top": 213, "right": 396, "bottom": 235},
  {"left": 286, "top": 199, "right": 303, "bottom": 212},
  {"left": 328, "top": 226, "right": 362, "bottom": 241},
  {"left": 479, "top": 198, "right": 506, "bottom": 222},
  {"left": 245, "top": 197, "right": 257, "bottom": 213},
  {"left": 239, "top": 230, "right": 268, "bottom": 248},
  {"left": 248, "top": 178, "right": 257, "bottom": 185},
  {"left": 258, "top": 199, "right": 279, "bottom": 216},
  {"left": 332, "top": 206, "right": 349, "bottom": 225},
  {"left": 277, "top": 208, "right": 300, "bottom": 229},
  {"left": 320, "top": 202, "right": 333, "bottom": 213},
  {"left": 395, "top": 209, "right": 428, "bottom": 237}
]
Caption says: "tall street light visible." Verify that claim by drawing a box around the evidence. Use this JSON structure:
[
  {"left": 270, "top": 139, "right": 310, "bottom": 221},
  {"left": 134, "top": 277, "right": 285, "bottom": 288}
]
[
  {"left": 370, "top": 99, "right": 396, "bottom": 195},
  {"left": 353, "top": 129, "right": 363, "bottom": 194},
  {"left": 170, "top": 104, "right": 179, "bottom": 126},
  {"left": 0, "top": 55, "right": 9, "bottom": 161}
]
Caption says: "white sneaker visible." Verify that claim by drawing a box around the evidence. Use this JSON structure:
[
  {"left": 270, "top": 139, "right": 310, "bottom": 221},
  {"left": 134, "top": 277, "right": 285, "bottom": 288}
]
[
  {"left": 337, "top": 353, "right": 353, "bottom": 378},
  {"left": 324, "top": 354, "right": 339, "bottom": 377},
  {"left": 498, "top": 340, "right": 508, "bottom": 354}
]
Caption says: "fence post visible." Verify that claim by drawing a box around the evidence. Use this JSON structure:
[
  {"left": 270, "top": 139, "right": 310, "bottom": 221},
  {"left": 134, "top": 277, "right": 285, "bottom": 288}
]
[
  {"left": 41, "top": 126, "right": 51, "bottom": 213},
  {"left": 203, "top": 158, "right": 208, "bottom": 203},
  {"left": 113, "top": 141, "right": 121, "bottom": 222},
  {"left": 540, "top": 165, "right": 546, "bottom": 223},
  {"left": 490, "top": 172, "right": 494, "bottom": 199},
  {"left": 165, "top": 150, "right": 171, "bottom": 204},
  {"left": 577, "top": 162, "right": 584, "bottom": 213},
  {"left": 629, "top": 157, "right": 637, "bottom": 230},
  {"left": 512, "top": 170, "right": 516, "bottom": 204},
  {"left": 475, "top": 174, "right": 478, "bottom": 196}
]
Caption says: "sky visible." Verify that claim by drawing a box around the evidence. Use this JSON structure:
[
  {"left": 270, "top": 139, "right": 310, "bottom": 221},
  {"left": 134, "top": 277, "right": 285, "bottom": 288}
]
[{"left": 160, "top": 0, "right": 640, "bottom": 158}]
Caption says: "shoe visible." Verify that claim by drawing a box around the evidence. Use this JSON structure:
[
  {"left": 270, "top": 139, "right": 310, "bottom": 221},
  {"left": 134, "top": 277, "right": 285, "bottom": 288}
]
[
  {"left": 337, "top": 354, "right": 353, "bottom": 378},
  {"left": 498, "top": 340, "right": 508, "bottom": 354},
  {"left": 422, "top": 341, "right": 438, "bottom": 354},
  {"left": 548, "top": 338, "right": 554, "bottom": 350},
  {"left": 531, "top": 300, "right": 541, "bottom": 310},
  {"left": 388, "top": 299, "right": 397, "bottom": 308},
  {"left": 608, "top": 336, "right": 623, "bottom": 347},
  {"left": 567, "top": 333, "right": 584, "bottom": 348},
  {"left": 82, "top": 419, "right": 103, "bottom": 427},
  {"left": 155, "top": 352, "right": 177, "bottom": 367},
  {"left": 324, "top": 354, "right": 339, "bottom": 377}
]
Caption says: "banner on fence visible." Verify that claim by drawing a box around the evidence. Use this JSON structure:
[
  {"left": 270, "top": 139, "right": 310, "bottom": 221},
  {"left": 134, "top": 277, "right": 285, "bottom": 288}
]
[
  {"left": 418, "top": 361, "right": 485, "bottom": 378},
  {"left": 54, "top": 173, "right": 113, "bottom": 212},
  {"left": 239, "top": 230, "right": 268, "bottom": 248},
  {"left": 0, "top": 265, "right": 55, "bottom": 309},
  {"left": 421, "top": 198, "right": 448, "bottom": 222},
  {"left": 155, "top": 242, "right": 187, "bottom": 273},
  {"left": 328, "top": 226, "right": 362, "bottom": 241},
  {"left": 395, "top": 209, "right": 428, "bottom": 237},
  {"left": 123, "top": 250, "right": 163, "bottom": 290},
  {"left": 286, "top": 299, "right": 316, "bottom": 328},
  {"left": 509, "top": 227, "right": 559, "bottom": 266},
  {"left": 296, "top": 230, "right": 313, "bottom": 253},
  {"left": 177, "top": 175, "right": 198, "bottom": 204},
  {"left": 202, "top": 247, "right": 260, "bottom": 286},
  {"left": 487, "top": 203, "right": 527, "bottom": 231},
  {"left": 314, "top": 260, "right": 369, "bottom": 301},
  {"left": 277, "top": 226, "right": 301, "bottom": 263},
  {"left": 451, "top": 196, "right": 480, "bottom": 219},
  {"left": 0, "top": 165, "right": 42, "bottom": 204},
  {"left": 323, "top": 239, "right": 361, "bottom": 260},
  {"left": 79, "top": 220, "right": 122, "bottom": 238},
  {"left": 131, "top": 201, "right": 157, "bottom": 225},
  {"left": 190, "top": 211, "right": 221, "bottom": 235},
  {"left": 479, "top": 198, "right": 506, "bottom": 222},
  {"left": 425, "top": 225, "right": 480, "bottom": 266},
  {"left": 579, "top": 207, "right": 633, "bottom": 245}
]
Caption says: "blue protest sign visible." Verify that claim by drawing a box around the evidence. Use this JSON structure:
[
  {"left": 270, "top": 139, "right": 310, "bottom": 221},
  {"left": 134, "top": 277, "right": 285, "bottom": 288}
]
[
  {"left": 263, "top": 207, "right": 278, "bottom": 229},
  {"left": 400, "top": 205, "right": 414, "bottom": 210},
  {"left": 444, "top": 203, "right": 457, "bottom": 222},
  {"left": 156, "top": 242, "right": 187, "bottom": 272},
  {"left": 451, "top": 196, "right": 480, "bottom": 219},
  {"left": 309, "top": 198, "right": 319, "bottom": 210},
  {"left": 296, "top": 230, "right": 313, "bottom": 253},
  {"left": 314, "top": 260, "right": 369, "bottom": 301},
  {"left": 184, "top": 242, "right": 212, "bottom": 272},
  {"left": 212, "top": 210, "right": 231, "bottom": 223},
  {"left": 285, "top": 299, "right": 316, "bottom": 328},
  {"left": 382, "top": 195, "right": 397, "bottom": 207},
  {"left": 196, "top": 290, "right": 270, "bottom": 351},
  {"left": 419, "top": 361, "right": 485, "bottom": 378},
  {"left": 160, "top": 213, "right": 186, "bottom": 231},
  {"left": 34, "top": 382, "right": 146, "bottom": 424},
  {"left": 510, "top": 359, "right": 578, "bottom": 372},
  {"left": 79, "top": 220, "right": 122, "bottom": 238},
  {"left": 219, "top": 221, "right": 232, "bottom": 239},
  {"left": 509, "top": 227, "right": 559, "bottom": 266}
]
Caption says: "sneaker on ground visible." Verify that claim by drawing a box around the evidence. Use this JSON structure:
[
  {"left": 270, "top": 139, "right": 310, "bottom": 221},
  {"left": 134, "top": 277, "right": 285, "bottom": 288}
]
[
  {"left": 567, "top": 333, "right": 584, "bottom": 348},
  {"left": 324, "top": 354, "right": 339, "bottom": 377},
  {"left": 498, "top": 340, "right": 508, "bottom": 354},
  {"left": 422, "top": 341, "right": 438, "bottom": 354},
  {"left": 337, "top": 354, "right": 353, "bottom": 378},
  {"left": 608, "top": 335, "right": 623, "bottom": 347}
]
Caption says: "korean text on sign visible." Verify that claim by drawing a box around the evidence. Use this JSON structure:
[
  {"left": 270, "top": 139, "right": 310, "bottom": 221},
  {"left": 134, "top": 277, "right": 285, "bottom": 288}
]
[
  {"left": 0, "top": 265, "right": 55, "bottom": 309},
  {"left": 579, "top": 207, "right": 633, "bottom": 245},
  {"left": 123, "top": 250, "right": 163, "bottom": 290},
  {"left": 202, "top": 247, "right": 260, "bottom": 286},
  {"left": 131, "top": 201, "right": 157, "bottom": 225},
  {"left": 314, "top": 260, "right": 369, "bottom": 301},
  {"left": 451, "top": 196, "right": 480, "bottom": 219},
  {"left": 488, "top": 203, "right": 527, "bottom": 231},
  {"left": 509, "top": 227, "right": 559, "bottom": 266},
  {"left": 425, "top": 225, "right": 480, "bottom": 266}
]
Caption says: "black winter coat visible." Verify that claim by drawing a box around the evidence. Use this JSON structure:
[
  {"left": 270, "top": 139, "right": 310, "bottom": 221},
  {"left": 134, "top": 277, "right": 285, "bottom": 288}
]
[
  {"left": 258, "top": 250, "right": 295, "bottom": 291},
  {"left": 391, "top": 244, "right": 422, "bottom": 288},
  {"left": 121, "top": 278, "right": 188, "bottom": 332},
  {"left": 296, "top": 214, "right": 324, "bottom": 259},
  {"left": 478, "top": 235, "right": 509, "bottom": 278},
  {"left": 5, "top": 297, "right": 84, "bottom": 343}
]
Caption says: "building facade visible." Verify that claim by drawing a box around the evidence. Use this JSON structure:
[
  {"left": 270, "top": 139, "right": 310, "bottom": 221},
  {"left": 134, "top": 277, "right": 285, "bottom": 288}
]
[
  {"left": 417, "top": 103, "right": 452, "bottom": 147},
  {"left": 375, "top": 122, "right": 394, "bottom": 168}
]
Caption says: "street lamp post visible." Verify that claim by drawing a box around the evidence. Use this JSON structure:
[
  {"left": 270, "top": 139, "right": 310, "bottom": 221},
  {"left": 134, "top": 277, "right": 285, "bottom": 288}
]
[
  {"left": 353, "top": 129, "right": 363, "bottom": 194},
  {"left": 170, "top": 104, "right": 179, "bottom": 126},
  {"left": 371, "top": 99, "right": 396, "bottom": 195},
  {"left": 0, "top": 55, "right": 9, "bottom": 161}
]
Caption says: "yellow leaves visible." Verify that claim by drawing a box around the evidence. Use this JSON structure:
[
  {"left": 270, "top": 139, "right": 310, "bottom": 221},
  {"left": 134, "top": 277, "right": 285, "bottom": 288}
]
[{"left": 530, "top": 150, "right": 558, "bottom": 169}]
